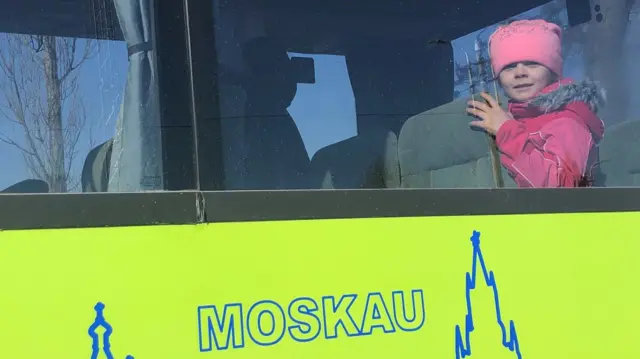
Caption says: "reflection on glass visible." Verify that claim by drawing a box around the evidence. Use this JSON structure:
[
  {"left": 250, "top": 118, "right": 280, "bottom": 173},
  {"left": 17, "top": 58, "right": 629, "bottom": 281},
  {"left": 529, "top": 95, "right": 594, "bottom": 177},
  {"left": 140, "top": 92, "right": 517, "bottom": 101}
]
[
  {"left": 446, "top": 1, "right": 638, "bottom": 188},
  {"left": 205, "top": 0, "right": 640, "bottom": 190},
  {"left": 0, "top": 0, "right": 161, "bottom": 194},
  {"left": 209, "top": 0, "right": 452, "bottom": 190}
]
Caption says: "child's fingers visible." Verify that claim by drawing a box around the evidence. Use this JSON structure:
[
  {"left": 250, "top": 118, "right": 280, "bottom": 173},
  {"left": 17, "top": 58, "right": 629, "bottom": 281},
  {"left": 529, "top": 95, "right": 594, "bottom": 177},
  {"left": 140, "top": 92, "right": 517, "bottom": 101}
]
[
  {"left": 466, "top": 108, "right": 488, "bottom": 121},
  {"left": 469, "top": 120, "right": 487, "bottom": 130},
  {"left": 467, "top": 100, "right": 490, "bottom": 113},
  {"left": 479, "top": 92, "right": 499, "bottom": 108}
]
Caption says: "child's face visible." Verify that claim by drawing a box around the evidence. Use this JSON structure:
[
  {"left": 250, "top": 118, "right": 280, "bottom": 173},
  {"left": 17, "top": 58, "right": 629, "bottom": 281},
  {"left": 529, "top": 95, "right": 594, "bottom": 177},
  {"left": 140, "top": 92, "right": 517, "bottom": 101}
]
[{"left": 498, "top": 62, "right": 555, "bottom": 102}]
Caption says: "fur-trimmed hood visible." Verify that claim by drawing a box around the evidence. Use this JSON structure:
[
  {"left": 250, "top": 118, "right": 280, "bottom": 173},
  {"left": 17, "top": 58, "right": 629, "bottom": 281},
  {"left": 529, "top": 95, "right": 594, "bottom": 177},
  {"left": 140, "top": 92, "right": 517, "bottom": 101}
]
[
  {"left": 509, "top": 78, "right": 606, "bottom": 142},
  {"left": 529, "top": 78, "right": 607, "bottom": 114}
]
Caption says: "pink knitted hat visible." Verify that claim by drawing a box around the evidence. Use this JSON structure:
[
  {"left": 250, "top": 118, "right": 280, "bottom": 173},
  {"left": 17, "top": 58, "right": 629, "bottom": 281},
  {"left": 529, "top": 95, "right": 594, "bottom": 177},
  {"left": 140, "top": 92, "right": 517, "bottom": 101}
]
[{"left": 488, "top": 19, "right": 563, "bottom": 77}]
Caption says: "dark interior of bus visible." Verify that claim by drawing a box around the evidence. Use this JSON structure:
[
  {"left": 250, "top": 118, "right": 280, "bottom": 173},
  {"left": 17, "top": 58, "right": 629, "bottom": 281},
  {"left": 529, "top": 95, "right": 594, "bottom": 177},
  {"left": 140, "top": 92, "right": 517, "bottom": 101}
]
[
  {"left": 2, "top": 0, "right": 589, "bottom": 44},
  {"left": 0, "top": 0, "right": 600, "bottom": 193}
]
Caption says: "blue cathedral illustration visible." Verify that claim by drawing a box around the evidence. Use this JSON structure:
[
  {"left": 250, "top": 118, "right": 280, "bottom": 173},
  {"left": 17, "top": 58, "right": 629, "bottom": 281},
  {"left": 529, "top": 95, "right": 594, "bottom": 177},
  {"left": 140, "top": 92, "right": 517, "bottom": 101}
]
[
  {"left": 84, "top": 230, "right": 522, "bottom": 359},
  {"left": 454, "top": 230, "right": 523, "bottom": 359},
  {"left": 88, "top": 302, "right": 134, "bottom": 359}
]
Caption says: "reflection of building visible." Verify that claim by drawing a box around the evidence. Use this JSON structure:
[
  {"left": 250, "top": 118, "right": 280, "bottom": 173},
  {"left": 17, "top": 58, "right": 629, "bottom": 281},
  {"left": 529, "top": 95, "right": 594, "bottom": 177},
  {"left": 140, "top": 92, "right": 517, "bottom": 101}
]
[
  {"left": 88, "top": 302, "right": 134, "bottom": 359},
  {"left": 454, "top": 231, "right": 522, "bottom": 359}
]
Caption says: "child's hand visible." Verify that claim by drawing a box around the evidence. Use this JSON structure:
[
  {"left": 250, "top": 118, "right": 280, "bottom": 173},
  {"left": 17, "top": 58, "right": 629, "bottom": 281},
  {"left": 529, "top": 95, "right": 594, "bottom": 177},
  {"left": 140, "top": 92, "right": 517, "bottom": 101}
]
[{"left": 466, "top": 92, "right": 513, "bottom": 135}]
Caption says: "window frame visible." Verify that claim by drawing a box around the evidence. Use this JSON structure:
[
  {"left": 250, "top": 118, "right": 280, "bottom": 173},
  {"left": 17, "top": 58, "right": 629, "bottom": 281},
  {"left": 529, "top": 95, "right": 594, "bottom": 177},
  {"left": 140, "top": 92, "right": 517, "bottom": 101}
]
[
  {"left": 2, "top": 0, "right": 639, "bottom": 232},
  {"left": 184, "top": 0, "right": 226, "bottom": 191},
  {"left": 156, "top": 0, "right": 199, "bottom": 190},
  {"left": 2, "top": 188, "right": 640, "bottom": 230}
]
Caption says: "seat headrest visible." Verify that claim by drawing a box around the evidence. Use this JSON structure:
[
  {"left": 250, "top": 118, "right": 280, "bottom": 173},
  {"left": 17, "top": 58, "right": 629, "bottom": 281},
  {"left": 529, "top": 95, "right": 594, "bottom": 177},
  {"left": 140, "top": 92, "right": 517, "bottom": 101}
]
[
  {"left": 1, "top": 179, "right": 49, "bottom": 193},
  {"left": 81, "top": 139, "right": 113, "bottom": 192},
  {"left": 309, "top": 128, "right": 400, "bottom": 189},
  {"left": 242, "top": 37, "right": 297, "bottom": 110},
  {"left": 243, "top": 37, "right": 292, "bottom": 74}
]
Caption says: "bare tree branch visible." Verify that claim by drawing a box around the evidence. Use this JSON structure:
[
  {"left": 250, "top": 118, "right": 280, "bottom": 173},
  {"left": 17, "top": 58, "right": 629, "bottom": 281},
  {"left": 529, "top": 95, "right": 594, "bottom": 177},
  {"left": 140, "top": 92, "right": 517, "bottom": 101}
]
[{"left": 0, "top": 34, "right": 95, "bottom": 192}]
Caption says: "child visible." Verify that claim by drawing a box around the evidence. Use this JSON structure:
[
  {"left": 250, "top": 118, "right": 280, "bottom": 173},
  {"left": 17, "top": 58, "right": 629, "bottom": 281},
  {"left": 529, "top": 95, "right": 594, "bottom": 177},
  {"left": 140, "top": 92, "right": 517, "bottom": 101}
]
[{"left": 466, "top": 19, "right": 606, "bottom": 188}]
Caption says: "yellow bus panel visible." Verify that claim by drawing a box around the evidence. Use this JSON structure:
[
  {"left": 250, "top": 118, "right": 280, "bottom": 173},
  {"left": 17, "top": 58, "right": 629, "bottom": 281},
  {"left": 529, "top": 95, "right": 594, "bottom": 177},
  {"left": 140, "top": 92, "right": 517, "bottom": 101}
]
[{"left": 0, "top": 212, "right": 636, "bottom": 358}]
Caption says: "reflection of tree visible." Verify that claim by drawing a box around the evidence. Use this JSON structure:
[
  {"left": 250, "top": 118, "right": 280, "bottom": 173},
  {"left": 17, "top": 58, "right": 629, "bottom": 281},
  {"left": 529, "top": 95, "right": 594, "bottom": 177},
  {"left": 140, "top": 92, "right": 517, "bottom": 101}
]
[
  {"left": 453, "top": 38, "right": 495, "bottom": 98},
  {"left": 0, "top": 35, "right": 96, "bottom": 192}
]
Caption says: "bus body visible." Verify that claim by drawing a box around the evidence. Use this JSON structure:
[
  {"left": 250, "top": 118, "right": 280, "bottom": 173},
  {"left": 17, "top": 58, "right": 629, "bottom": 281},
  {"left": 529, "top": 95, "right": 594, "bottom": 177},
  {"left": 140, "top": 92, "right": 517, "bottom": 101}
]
[{"left": 0, "top": 0, "right": 639, "bottom": 357}]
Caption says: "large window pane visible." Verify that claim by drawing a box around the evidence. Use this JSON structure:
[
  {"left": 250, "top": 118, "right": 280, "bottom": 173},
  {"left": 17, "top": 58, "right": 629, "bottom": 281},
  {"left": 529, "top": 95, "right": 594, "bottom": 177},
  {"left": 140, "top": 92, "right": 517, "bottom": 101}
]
[
  {"left": 202, "top": 0, "right": 638, "bottom": 190},
  {"left": 439, "top": 0, "right": 640, "bottom": 189},
  {"left": 208, "top": 0, "right": 454, "bottom": 190},
  {"left": 0, "top": 0, "right": 178, "bottom": 193}
]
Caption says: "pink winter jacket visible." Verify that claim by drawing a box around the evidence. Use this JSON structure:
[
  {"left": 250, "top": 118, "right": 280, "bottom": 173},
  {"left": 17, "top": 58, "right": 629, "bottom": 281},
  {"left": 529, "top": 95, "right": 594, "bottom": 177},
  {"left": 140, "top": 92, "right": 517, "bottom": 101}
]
[{"left": 495, "top": 79, "right": 606, "bottom": 187}]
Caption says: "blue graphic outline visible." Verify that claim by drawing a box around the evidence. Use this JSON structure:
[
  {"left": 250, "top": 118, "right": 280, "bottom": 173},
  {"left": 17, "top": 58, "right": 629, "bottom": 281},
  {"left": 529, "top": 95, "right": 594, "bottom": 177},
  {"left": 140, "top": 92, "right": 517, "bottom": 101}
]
[
  {"left": 88, "top": 302, "right": 134, "bottom": 359},
  {"left": 454, "top": 230, "right": 523, "bottom": 359}
]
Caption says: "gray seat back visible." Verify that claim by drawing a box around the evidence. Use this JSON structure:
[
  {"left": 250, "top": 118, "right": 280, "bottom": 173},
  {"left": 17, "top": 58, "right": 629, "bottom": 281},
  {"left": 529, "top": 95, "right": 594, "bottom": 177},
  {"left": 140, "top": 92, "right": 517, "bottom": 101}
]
[
  {"left": 398, "top": 98, "right": 516, "bottom": 188},
  {"left": 599, "top": 119, "right": 640, "bottom": 186},
  {"left": 81, "top": 139, "right": 113, "bottom": 192},
  {"left": 308, "top": 129, "right": 400, "bottom": 189}
]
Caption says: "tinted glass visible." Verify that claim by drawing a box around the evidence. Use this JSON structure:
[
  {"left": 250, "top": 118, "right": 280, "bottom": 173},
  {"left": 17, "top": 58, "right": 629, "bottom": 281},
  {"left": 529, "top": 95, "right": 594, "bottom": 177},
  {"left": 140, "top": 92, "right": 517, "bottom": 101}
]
[
  {"left": 202, "top": 0, "right": 637, "bottom": 190},
  {"left": 0, "top": 0, "right": 169, "bottom": 193}
]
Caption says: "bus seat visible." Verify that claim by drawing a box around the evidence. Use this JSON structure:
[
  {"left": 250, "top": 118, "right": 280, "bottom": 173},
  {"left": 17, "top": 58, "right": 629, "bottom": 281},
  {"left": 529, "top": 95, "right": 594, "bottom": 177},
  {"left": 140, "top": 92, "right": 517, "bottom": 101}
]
[
  {"left": 398, "top": 98, "right": 516, "bottom": 188},
  {"left": 308, "top": 129, "right": 400, "bottom": 189},
  {"left": 1, "top": 179, "right": 49, "bottom": 193},
  {"left": 241, "top": 37, "right": 310, "bottom": 189},
  {"left": 599, "top": 119, "right": 640, "bottom": 186},
  {"left": 81, "top": 139, "right": 113, "bottom": 192}
]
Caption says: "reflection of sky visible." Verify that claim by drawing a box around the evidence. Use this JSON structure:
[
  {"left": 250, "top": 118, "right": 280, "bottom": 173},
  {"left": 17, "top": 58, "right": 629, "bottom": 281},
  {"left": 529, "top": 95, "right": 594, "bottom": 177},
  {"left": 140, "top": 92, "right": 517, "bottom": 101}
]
[
  {"left": 286, "top": 53, "right": 357, "bottom": 159},
  {"left": 1, "top": 4, "right": 639, "bottom": 190},
  {"left": 0, "top": 40, "right": 126, "bottom": 190}
]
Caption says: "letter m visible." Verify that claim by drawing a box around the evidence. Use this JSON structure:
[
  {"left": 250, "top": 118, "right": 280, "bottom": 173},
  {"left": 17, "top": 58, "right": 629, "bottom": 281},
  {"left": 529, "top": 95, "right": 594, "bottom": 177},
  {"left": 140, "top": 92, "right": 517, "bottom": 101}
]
[{"left": 198, "top": 304, "right": 245, "bottom": 351}]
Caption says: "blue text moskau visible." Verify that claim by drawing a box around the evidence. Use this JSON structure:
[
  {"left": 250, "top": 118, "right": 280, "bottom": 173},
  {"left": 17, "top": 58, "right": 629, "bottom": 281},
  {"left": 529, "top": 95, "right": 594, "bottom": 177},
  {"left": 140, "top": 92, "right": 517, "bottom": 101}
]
[{"left": 197, "top": 289, "right": 425, "bottom": 351}]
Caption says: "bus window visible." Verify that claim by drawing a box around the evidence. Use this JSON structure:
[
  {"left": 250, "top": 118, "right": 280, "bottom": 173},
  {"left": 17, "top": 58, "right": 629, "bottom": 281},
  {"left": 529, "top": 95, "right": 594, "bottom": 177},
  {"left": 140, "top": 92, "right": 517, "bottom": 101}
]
[
  {"left": 376, "top": 0, "right": 640, "bottom": 189},
  {"left": 0, "top": 0, "right": 190, "bottom": 194},
  {"left": 196, "top": 0, "right": 638, "bottom": 190},
  {"left": 202, "top": 0, "right": 455, "bottom": 190}
]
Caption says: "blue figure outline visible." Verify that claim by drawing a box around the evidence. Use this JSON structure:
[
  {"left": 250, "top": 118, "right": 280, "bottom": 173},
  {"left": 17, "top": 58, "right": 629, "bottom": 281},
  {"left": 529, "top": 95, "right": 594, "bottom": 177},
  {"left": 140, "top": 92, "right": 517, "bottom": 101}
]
[
  {"left": 88, "top": 302, "right": 134, "bottom": 359},
  {"left": 454, "top": 230, "right": 522, "bottom": 359}
]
